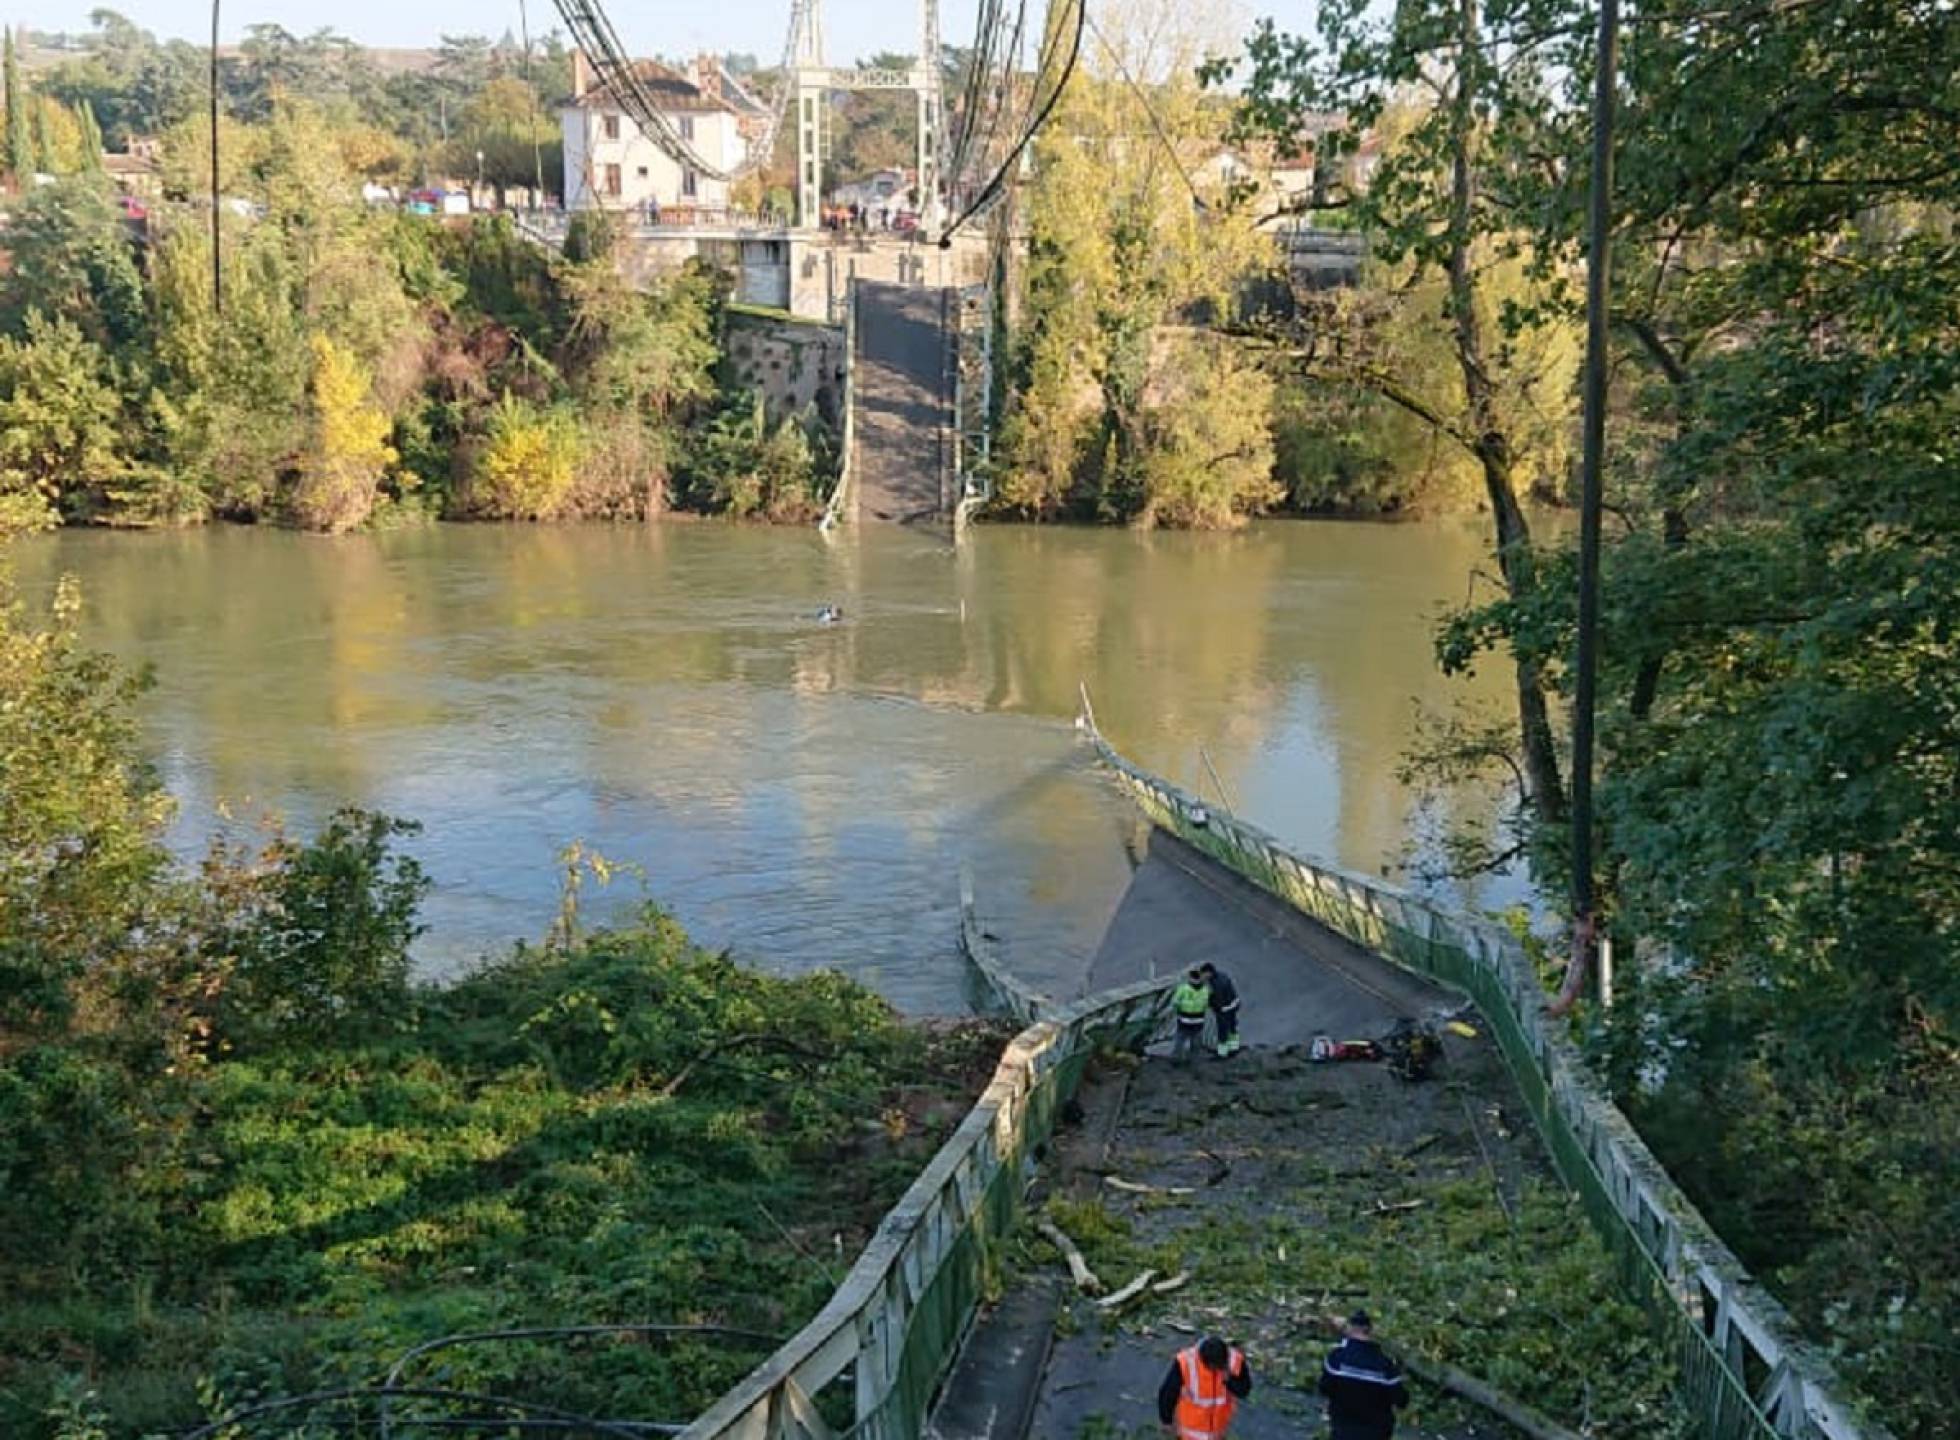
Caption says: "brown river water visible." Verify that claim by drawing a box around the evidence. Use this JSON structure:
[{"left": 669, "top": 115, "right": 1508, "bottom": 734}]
[{"left": 14, "top": 519, "right": 1524, "bottom": 1012}]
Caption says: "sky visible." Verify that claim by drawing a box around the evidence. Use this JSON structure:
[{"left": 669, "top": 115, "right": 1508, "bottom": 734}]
[{"left": 14, "top": 0, "right": 986, "bottom": 66}]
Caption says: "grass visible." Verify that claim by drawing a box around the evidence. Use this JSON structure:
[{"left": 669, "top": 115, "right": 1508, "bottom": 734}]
[{"left": 0, "top": 912, "right": 1008, "bottom": 1439}]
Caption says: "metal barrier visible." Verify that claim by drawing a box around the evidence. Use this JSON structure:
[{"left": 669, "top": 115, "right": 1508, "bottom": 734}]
[
  {"left": 1082, "top": 719, "right": 1888, "bottom": 1440},
  {"left": 678, "top": 974, "right": 1175, "bottom": 1439},
  {"left": 818, "top": 278, "right": 859, "bottom": 534}
]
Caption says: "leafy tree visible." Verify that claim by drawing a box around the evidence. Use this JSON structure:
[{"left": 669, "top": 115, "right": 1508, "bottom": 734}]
[
  {"left": 1134, "top": 334, "right": 1278, "bottom": 528},
  {"left": 38, "top": 11, "right": 206, "bottom": 144},
  {"left": 689, "top": 391, "right": 825, "bottom": 521},
  {"left": 5, "top": 177, "right": 146, "bottom": 334},
  {"left": 289, "top": 333, "right": 396, "bottom": 531},
  {"left": 75, "top": 99, "right": 102, "bottom": 171},
  {"left": 468, "top": 391, "right": 579, "bottom": 519},
  {"left": 0, "top": 567, "right": 172, "bottom": 1039},
  {"left": 148, "top": 221, "right": 308, "bottom": 517},
  {"left": 1217, "top": 0, "right": 1585, "bottom": 822},
  {"left": 4, "top": 27, "right": 30, "bottom": 179},
  {"left": 454, "top": 73, "right": 560, "bottom": 204},
  {"left": 212, "top": 810, "right": 429, "bottom": 1051},
  {"left": 0, "top": 313, "right": 129, "bottom": 524},
  {"left": 997, "top": 0, "right": 1275, "bottom": 526}
]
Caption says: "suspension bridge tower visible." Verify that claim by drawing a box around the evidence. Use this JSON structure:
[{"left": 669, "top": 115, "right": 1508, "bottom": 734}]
[{"left": 792, "top": 0, "right": 944, "bottom": 230}]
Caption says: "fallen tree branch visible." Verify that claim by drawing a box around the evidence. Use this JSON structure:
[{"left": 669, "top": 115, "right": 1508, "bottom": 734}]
[
  {"left": 657, "top": 1032, "right": 837, "bottom": 1098},
  {"left": 1105, "top": 1175, "right": 1196, "bottom": 1197},
  {"left": 1369, "top": 1199, "right": 1427, "bottom": 1217},
  {"left": 1096, "top": 1269, "right": 1159, "bottom": 1310},
  {"left": 1151, "top": 1272, "right": 1191, "bottom": 1297},
  {"left": 1035, "top": 1217, "right": 1103, "bottom": 1295}
]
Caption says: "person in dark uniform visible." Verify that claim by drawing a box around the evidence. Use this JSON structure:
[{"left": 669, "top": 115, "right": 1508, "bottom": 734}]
[
  {"left": 1318, "top": 1310, "right": 1410, "bottom": 1440},
  {"left": 1198, "top": 962, "right": 1242, "bottom": 1056}
]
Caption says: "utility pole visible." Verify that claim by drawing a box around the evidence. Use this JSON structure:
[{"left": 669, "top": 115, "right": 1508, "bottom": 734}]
[
  {"left": 210, "top": 0, "right": 222, "bottom": 315},
  {"left": 518, "top": 0, "right": 546, "bottom": 206},
  {"left": 1557, "top": 0, "right": 1621, "bottom": 1016}
]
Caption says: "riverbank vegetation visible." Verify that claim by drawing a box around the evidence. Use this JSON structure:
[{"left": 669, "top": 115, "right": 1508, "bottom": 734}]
[
  {"left": 0, "top": 157, "right": 836, "bottom": 530},
  {"left": 0, "top": 101, "right": 836, "bottom": 534},
  {"left": 0, "top": 561, "right": 1003, "bottom": 1436},
  {"left": 1216, "top": 0, "right": 1958, "bottom": 1432}
]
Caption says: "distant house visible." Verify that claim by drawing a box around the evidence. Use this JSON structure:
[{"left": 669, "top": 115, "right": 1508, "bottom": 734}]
[
  {"left": 561, "top": 51, "right": 748, "bottom": 214},
  {"left": 103, "top": 136, "right": 161, "bottom": 199},
  {"left": 688, "top": 54, "right": 773, "bottom": 150}
]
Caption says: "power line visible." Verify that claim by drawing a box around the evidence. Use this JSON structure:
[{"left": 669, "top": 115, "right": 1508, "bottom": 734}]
[{"left": 940, "top": 0, "right": 1085, "bottom": 242}]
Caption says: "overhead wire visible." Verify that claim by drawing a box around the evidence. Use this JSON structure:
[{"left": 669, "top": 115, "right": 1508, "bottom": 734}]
[
  {"left": 945, "top": 0, "right": 1009, "bottom": 188},
  {"left": 940, "top": 0, "right": 1087, "bottom": 242},
  {"left": 963, "top": 0, "right": 1033, "bottom": 214}
]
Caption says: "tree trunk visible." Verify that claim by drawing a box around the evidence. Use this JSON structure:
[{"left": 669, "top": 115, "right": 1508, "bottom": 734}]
[{"left": 1447, "top": 0, "right": 1566, "bottom": 826}]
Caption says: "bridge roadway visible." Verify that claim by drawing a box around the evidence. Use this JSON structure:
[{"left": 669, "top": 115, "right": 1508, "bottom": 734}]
[
  {"left": 852, "top": 280, "right": 956, "bottom": 525},
  {"left": 931, "top": 830, "right": 1513, "bottom": 1440}
]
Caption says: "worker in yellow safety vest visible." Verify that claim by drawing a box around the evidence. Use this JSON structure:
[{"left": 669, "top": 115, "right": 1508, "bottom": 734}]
[
  {"left": 1157, "top": 1334, "right": 1253, "bottom": 1438},
  {"left": 1169, "top": 967, "right": 1211, "bottom": 1063}
]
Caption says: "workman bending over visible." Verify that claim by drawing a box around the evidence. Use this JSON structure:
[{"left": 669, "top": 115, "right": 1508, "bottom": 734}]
[
  {"left": 1319, "top": 1310, "right": 1410, "bottom": 1440},
  {"left": 1169, "top": 967, "right": 1211, "bottom": 1063},
  {"left": 1157, "top": 1334, "right": 1253, "bottom": 1439},
  {"left": 1198, "top": 961, "right": 1241, "bottom": 1056}
]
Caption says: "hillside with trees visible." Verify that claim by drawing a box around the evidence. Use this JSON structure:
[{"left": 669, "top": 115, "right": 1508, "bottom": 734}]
[{"left": 1214, "top": 0, "right": 1958, "bottom": 1431}]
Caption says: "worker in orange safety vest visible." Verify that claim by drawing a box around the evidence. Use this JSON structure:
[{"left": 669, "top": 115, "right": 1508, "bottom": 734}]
[{"left": 1156, "top": 1334, "right": 1253, "bottom": 1439}]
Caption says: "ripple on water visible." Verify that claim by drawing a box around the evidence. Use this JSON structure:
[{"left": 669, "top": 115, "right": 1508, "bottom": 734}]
[{"left": 13, "top": 520, "right": 1530, "bottom": 1012}]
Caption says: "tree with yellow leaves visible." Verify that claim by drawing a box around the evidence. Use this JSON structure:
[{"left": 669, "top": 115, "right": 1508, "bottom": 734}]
[
  {"left": 289, "top": 333, "right": 395, "bottom": 532},
  {"left": 995, "top": 0, "right": 1277, "bottom": 527},
  {"left": 469, "top": 393, "right": 580, "bottom": 521}
]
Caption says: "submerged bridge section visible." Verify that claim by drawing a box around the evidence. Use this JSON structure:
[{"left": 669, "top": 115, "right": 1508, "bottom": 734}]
[
  {"left": 847, "top": 280, "right": 957, "bottom": 527},
  {"left": 674, "top": 725, "right": 1885, "bottom": 1440}
]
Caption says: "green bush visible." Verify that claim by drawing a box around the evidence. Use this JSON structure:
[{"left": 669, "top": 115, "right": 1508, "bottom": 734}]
[
  {"left": 466, "top": 392, "right": 581, "bottom": 520},
  {"left": 686, "top": 393, "right": 828, "bottom": 522}
]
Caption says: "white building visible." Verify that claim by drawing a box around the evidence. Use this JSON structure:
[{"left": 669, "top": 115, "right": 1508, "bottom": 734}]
[{"left": 562, "top": 52, "right": 749, "bottom": 215}]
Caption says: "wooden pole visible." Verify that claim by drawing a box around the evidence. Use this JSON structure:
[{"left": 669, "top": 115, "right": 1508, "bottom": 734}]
[{"left": 209, "top": 0, "right": 222, "bottom": 315}]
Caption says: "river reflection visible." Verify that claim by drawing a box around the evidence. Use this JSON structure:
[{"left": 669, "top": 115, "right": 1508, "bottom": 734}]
[{"left": 14, "top": 520, "right": 1521, "bottom": 1012}]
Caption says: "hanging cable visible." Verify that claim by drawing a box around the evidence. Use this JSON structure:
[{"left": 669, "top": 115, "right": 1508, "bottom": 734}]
[{"left": 940, "top": 0, "right": 1085, "bottom": 242}]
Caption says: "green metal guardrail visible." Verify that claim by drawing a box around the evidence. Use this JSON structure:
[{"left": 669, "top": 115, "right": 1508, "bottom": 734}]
[
  {"left": 678, "top": 972, "right": 1174, "bottom": 1440},
  {"left": 1084, "top": 716, "right": 1885, "bottom": 1440}
]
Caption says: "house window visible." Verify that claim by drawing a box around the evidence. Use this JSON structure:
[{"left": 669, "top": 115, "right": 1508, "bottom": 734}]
[
  {"left": 602, "top": 113, "right": 621, "bottom": 140},
  {"left": 682, "top": 168, "right": 698, "bottom": 199},
  {"left": 603, "top": 164, "right": 622, "bottom": 197},
  {"left": 636, "top": 166, "right": 649, "bottom": 179},
  {"left": 680, "top": 115, "right": 695, "bottom": 141}
]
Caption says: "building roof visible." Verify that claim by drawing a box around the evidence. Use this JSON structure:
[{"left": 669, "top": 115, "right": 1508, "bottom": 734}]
[
  {"left": 692, "top": 54, "right": 770, "bottom": 116},
  {"left": 568, "top": 60, "right": 735, "bottom": 114}
]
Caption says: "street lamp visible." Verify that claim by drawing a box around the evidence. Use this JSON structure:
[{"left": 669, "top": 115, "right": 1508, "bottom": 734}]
[{"left": 475, "top": 149, "right": 485, "bottom": 208}]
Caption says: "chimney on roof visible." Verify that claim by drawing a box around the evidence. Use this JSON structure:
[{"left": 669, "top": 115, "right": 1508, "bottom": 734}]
[
  {"left": 572, "top": 48, "right": 593, "bottom": 101},
  {"left": 693, "top": 52, "right": 719, "bottom": 99}
]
